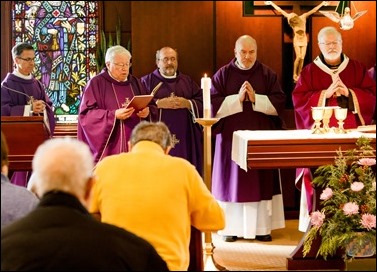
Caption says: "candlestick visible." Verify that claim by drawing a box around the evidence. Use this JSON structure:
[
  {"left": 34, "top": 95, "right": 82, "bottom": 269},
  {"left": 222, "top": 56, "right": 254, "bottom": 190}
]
[
  {"left": 195, "top": 117, "right": 226, "bottom": 271},
  {"left": 201, "top": 74, "right": 211, "bottom": 118}
]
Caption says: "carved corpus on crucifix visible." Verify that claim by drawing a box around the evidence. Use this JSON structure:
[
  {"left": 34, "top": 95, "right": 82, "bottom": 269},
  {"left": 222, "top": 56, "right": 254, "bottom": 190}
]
[{"left": 265, "top": 1, "right": 330, "bottom": 82}]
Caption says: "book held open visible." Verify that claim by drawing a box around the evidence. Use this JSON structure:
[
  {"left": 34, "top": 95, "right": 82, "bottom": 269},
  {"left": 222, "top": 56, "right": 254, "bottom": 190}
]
[{"left": 125, "top": 95, "right": 154, "bottom": 111}]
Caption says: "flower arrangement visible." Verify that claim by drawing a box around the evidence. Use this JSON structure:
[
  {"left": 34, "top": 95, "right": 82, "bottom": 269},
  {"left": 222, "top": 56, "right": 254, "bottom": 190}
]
[{"left": 303, "top": 136, "right": 376, "bottom": 261}]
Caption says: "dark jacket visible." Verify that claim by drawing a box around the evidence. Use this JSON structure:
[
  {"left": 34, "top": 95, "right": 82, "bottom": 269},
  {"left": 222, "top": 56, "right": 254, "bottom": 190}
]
[{"left": 1, "top": 191, "right": 169, "bottom": 271}]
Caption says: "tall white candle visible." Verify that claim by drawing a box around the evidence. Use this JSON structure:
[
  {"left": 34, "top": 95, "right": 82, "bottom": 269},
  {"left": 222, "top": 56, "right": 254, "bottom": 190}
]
[{"left": 201, "top": 74, "right": 211, "bottom": 118}]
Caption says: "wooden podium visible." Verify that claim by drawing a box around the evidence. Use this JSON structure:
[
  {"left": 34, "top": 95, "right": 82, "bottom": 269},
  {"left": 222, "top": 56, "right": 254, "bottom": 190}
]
[
  {"left": 1, "top": 116, "right": 51, "bottom": 171},
  {"left": 231, "top": 129, "right": 376, "bottom": 270}
]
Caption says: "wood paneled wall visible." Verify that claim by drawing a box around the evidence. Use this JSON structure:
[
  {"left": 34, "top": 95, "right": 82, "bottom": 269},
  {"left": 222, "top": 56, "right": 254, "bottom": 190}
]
[
  {"left": 1, "top": 1, "right": 375, "bottom": 89},
  {"left": 131, "top": 1, "right": 215, "bottom": 84},
  {"left": 214, "top": 1, "right": 283, "bottom": 82}
]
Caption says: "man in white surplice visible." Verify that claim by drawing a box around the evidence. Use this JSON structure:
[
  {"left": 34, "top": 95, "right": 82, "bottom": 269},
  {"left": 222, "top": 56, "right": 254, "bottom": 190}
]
[{"left": 210, "top": 35, "right": 287, "bottom": 242}]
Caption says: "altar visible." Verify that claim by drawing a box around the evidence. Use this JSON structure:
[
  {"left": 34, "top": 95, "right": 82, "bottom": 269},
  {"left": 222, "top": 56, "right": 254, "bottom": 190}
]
[
  {"left": 232, "top": 129, "right": 376, "bottom": 170},
  {"left": 231, "top": 128, "right": 376, "bottom": 270}
]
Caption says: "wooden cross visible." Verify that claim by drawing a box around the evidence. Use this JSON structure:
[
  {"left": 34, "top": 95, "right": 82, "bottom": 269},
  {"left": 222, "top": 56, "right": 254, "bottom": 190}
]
[{"left": 256, "top": 1, "right": 334, "bottom": 14}]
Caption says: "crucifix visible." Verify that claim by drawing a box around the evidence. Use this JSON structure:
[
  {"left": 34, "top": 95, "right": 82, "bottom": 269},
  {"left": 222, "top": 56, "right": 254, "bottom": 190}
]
[{"left": 265, "top": 1, "right": 330, "bottom": 82}]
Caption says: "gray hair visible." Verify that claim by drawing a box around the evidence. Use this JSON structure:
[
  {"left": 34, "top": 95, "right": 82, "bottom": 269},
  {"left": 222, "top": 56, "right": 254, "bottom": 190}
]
[
  {"left": 11, "top": 43, "right": 35, "bottom": 60},
  {"left": 105, "top": 45, "right": 132, "bottom": 63},
  {"left": 155, "top": 47, "right": 178, "bottom": 62},
  {"left": 130, "top": 121, "right": 172, "bottom": 150},
  {"left": 317, "top": 26, "right": 342, "bottom": 43},
  {"left": 32, "top": 137, "right": 94, "bottom": 197}
]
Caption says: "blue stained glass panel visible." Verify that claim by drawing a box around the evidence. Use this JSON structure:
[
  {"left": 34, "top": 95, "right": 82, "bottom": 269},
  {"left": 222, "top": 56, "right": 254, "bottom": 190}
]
[{"left": 12, "top": 1, "right": 99, "bottom": 123}]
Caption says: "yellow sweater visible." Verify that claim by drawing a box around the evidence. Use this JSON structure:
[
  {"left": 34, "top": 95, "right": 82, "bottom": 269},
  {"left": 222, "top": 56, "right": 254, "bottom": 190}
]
[{"left": 90, "top": 141, "right": 225, "bottom": 271}]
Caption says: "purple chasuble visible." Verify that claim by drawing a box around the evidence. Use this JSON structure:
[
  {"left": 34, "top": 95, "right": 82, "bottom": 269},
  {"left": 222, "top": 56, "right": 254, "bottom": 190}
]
[
  {"left": 141, "top": 69, "right": 204, "bottom": 176},
  {"left": 77, "top": 68, "right": 151, "bottom": 163},
  {"left": 211, "top": 59, "right": 286, "bottom": 202},
  {"left": 1, "top": 73, "right": 56, "bottom": 131},
  {"left": 1, "top": 73, "right": 56, "bottom": 187}
]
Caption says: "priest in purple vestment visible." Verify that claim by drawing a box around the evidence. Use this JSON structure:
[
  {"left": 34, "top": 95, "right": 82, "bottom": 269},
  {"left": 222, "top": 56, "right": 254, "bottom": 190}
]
[
  {"left": 211, "top": 35, "right": 286, "bottom": 242},
  {"left": 140, "top": 47, "right": 203, "bottom": 176},
  {"left": 1, "top": 43, "right": 56, "bottom": 187},
  {"left": 292, "top": 26, "right": 376, "bottom": 232},
  {"left": 77, "top": 45, "right": 152, "bottom": 163}
]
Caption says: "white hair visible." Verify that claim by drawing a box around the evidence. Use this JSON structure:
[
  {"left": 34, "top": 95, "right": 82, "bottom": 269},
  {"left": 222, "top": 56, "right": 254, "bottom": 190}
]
[
  {"left": 32, "top": 137, "right": 94, "bottom": 198},
  {"left": 317, "top": 26, "right": 342, "bottom": 43},
  {"left": 105, "top": 45, "right": 131, "bottom": 63}
]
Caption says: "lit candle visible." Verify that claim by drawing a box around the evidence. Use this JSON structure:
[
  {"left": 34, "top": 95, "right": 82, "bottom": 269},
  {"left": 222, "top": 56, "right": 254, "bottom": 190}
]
[{"left": 201, "top": 74, "right": 211, "bottom": 118}]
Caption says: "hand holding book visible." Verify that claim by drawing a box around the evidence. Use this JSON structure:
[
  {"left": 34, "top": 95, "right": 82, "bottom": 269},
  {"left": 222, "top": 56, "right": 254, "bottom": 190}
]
[{"left": 124, "top": 95, "right": 153, "bottom": 111}]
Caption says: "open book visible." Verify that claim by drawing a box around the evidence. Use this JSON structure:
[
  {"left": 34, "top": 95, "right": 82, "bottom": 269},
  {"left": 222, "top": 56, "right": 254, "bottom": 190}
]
[{"left": 125, "top": 95, "right": 154, "bottom": 111}]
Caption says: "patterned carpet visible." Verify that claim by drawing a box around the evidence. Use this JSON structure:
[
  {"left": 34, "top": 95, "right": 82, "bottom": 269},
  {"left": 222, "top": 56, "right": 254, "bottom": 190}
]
[{"left": 209, "top": 219, "right": 302, "bottom": 271}]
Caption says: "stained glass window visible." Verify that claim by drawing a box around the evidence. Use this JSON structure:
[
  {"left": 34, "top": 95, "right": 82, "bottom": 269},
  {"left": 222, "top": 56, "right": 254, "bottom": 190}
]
[{"left": 12, "top": 1, "right": 99, "bottom": 123}]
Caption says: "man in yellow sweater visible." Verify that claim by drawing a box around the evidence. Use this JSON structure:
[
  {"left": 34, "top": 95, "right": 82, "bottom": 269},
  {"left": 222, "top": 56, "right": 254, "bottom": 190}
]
[{"left": 89, "top": 121, "right": 225, "bottom": 271}]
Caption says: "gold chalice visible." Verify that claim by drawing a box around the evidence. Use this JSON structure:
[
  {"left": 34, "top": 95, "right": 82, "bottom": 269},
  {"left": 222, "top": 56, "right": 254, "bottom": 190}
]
[
  {"left": 311, "top": 107, "right": 324, "bottom": 134},
  {"left": 334, "top": 107, "right": 348, "bottom": 133},
  {"left": 322, "top": 106, "right": 339, "bottom": 133}
]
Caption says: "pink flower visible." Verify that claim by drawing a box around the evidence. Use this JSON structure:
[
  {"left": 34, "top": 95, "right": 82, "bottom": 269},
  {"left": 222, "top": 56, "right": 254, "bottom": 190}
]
[
  {"left": 357, "top": 158, "right": 376, "bottom": 166},
  {"left": 320, "top": 187, "right": 333, "bottom": 200},
  {"left": 360, "top": 213, "right": 376, "bottom": 230},
  {"left": 350, "top": 182, "right": 364, "bottom": 192},
  {"left": 342, "top": 202, "right": 359, "bottom": 216},
  {"left": 310, "top": 211, "right": 325, "bottom": 227}
]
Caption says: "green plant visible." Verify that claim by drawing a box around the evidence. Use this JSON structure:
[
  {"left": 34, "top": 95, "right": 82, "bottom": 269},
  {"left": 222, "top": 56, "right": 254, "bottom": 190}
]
[
  {"left": 303, "top": 136, "right": 376, "bottom": 261},
  {"left": 96, "top": 17, "right": 122, "bottom": 72}
]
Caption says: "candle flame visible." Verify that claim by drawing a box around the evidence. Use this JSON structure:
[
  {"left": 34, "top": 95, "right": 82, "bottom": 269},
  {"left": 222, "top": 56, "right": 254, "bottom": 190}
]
[{"left": 204, "top": 73, "right": 207, "bottom": 78}]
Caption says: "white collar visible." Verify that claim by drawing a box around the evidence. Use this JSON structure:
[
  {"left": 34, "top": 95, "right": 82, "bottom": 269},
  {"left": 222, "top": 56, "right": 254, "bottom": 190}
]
[
  {"left": 313, "top": 54, "right": 349, "bottom": 81},
  {"left": 159, "top": 70, "right": 177, "bottom": 79},
  {"left": 13, "top": 70, "right": 32, "bottom": 80},
  {"left": 235, "top": 60, "right": 253, "bottom": 70}
]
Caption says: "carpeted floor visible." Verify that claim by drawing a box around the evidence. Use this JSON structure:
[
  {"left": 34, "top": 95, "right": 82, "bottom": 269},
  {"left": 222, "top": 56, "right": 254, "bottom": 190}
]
[
  {"left": 209, "top": 219, "right": 302, "bottom": 271},
  {"left": 208, "top": 219, "right": 376, "bottom": 271}
]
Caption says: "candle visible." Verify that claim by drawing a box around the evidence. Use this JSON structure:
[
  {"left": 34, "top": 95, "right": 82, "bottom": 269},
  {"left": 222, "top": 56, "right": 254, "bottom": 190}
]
[{"left": 201, "top": 74, "right": 211, "bottom": 118}]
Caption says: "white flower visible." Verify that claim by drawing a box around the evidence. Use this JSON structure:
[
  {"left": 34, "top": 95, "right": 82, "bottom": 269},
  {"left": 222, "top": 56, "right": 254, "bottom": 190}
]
[{"left": 350, "top": 182, "right": 364, "bottom": 192}]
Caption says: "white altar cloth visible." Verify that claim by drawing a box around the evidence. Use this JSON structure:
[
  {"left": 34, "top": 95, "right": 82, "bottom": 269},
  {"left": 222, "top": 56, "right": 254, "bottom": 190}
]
[{"left": 232, "top": 129, "right": 376, "bottom": 171}]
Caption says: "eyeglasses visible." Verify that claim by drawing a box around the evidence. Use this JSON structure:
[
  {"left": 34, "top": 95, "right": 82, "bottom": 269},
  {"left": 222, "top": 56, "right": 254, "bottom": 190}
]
[
  {"left": 319, "top": 41, "right": 341, "bottom": 46},
  {"left": 159, "top": 57, "right": 176, "bottom": 63},
  {"left": 112, "top": 62, "right": 131, "bottom": 68},
  {"left": 17, "top": 57, "right": 36, "bottom": 62}
]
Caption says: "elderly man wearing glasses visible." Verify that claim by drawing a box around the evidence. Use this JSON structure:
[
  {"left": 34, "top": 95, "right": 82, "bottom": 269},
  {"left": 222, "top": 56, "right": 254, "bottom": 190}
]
[
  {"left": 78, "top": 45, "right": 153, "bottom": 163},
  {"left": 292, "top": 26, "right": 376, "bottom": 233}
]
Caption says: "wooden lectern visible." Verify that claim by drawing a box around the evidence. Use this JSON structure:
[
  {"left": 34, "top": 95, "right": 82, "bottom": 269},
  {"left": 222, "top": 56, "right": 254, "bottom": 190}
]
[{"left": 1, "top": 116, "right": 51, "bottom": 171}]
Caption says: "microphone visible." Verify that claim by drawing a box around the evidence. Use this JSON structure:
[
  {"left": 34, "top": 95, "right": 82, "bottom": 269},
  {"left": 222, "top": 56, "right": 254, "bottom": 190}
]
[{"left": 1, "top": 83, "right": 34, "bottom": 111}]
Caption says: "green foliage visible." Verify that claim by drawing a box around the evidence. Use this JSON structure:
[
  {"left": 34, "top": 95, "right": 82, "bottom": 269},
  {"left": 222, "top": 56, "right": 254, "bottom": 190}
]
[
  {"left": 96, "top": 17, "right": 123, "bottom": 73},
  {"left": 303, "top": 136, "right": 376, "bottom": 261}
]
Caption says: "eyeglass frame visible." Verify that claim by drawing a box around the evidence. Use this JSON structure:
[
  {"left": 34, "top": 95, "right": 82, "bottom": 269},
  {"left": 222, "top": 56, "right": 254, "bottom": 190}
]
[
  {"left": 17, "top": 56, "right": 36, "bottom": 62},
  {"left": 111, "top": 62, "right": 132, "bottom": 68},
  {"left": 158, "top": 57, "right": 177, "bottom": 63}
]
